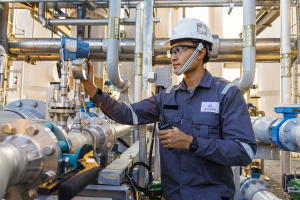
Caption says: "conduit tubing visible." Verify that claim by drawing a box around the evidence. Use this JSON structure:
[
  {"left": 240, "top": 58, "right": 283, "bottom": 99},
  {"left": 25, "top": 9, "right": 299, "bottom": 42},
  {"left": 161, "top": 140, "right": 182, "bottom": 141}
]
[
  {"left": 106, "top": 0, "right": 128, "bottom": 91},
  {"left": 236, "top": 0, "right": 256, "bottom": 92}
]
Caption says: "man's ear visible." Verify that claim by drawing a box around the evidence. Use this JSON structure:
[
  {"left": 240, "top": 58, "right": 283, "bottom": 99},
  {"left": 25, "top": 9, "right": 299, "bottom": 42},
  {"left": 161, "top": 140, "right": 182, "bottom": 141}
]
[{"left": 197, "top": 48, "right": 206, "bottom": 60}]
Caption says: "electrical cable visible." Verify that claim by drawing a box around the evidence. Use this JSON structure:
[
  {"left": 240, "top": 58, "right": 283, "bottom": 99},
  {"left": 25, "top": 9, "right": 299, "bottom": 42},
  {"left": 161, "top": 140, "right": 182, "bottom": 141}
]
[
  {"left": 117, "top": 138, "right": 130, "bottom": 148},
  {"left": 125, "top": 123, "right": 157, "bottom": 200}
]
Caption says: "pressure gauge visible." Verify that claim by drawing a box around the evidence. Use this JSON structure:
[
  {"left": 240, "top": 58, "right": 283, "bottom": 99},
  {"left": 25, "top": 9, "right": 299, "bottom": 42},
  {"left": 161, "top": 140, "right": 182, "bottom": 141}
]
[{"left": 72, "top": 58, "right": 89, "bottom": 80}]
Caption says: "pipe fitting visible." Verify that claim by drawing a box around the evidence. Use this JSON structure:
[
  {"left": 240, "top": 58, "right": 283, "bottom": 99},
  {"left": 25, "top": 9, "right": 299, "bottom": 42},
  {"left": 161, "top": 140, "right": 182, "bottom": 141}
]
[{"left": 1, "top": 123, "right": 15, "bottom": 134}]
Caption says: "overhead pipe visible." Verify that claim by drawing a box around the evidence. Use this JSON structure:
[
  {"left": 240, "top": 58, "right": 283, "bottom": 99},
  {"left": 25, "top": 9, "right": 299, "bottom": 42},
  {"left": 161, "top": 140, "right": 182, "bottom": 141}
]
[
  {"left": 235, "top": 0, "right": 256, "bottom": 92},
  {"left": 38, "top": 3, "right": 59, "bottom": 34},
  {"left": 9, "top": 38, "right": 296, "bottom": 55},
  {"left": 76, "top": 4, "right": 86, "bottom": 41},
  {"left": 106, "top": 0, "right": 128, "bottom": 92}
]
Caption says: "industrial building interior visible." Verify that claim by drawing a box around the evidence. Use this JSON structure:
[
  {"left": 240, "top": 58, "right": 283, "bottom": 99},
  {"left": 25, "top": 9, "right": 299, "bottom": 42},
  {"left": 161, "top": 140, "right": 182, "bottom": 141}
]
[{"left": 2, "top": 0, "right": 300, "bottom": 199}]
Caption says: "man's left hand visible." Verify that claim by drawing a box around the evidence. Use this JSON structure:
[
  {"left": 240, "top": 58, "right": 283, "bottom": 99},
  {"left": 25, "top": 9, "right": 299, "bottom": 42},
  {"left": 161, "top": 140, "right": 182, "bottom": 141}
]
[{"left": 158, "top": 127, "right": 193, "bottom": 150}]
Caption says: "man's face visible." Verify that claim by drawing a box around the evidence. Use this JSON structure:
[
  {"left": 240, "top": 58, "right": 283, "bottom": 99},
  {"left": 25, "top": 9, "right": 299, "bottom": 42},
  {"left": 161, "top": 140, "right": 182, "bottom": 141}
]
[{"left": 170, "top": 41, "right": 205, "bottom": 75}]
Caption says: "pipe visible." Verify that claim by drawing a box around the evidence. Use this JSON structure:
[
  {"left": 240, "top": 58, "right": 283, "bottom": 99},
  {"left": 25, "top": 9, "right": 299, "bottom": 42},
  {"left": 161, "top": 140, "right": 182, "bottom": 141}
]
[
  {"left": 38, "top": 3, "right": 58, "bottom": 34},
  {"left": 0, "top": 141, "right": 25, "bottom": 199},
  {"left": 8, "top": 38, "right": 296, "bottom": 55},
  {"left": 106, "top": 0, "right": 128, "bottom": 91},
  {"left": 251, "top": 190, "right": 281, "bottom": 200},
  {"left": 77, "top": 4, "right": 86, "bottom": 41},
  {"left": 281, "top": 0, "right": 292, "bottom": 180},
  {"left": 154, "top": 125, "right": 160, "bottom": 178},
  {"left": 48, "top": 18, "right": 159, "bottom": 26},
  {"left": 235, "top": 0, "right": 256, "bottom": 92},
  {"left": 133, "top": 2, "right": 144, "bottom": 143},
  {"left": 114, "top": 125, "right": 131, "bottom": 138}
]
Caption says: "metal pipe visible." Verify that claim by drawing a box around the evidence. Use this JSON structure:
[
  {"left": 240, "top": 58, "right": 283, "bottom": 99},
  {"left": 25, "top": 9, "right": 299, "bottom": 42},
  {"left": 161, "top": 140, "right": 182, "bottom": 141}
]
[
  {"left": 9, "top": 38, "right": 295, "bottom": 55},
  {"left": 0, "top": 141, "right": 25, "bottom": 199},
  {"left": 106, "top": 0, "right": 128, "bottom": 91},
  {"left": 154, "top": 124, "right": 160, "bottom": 178},
  {"left": 133, "top": 2, "right": 144, "bottom": 143},
  {"left": 281, "top": 0, "right": 292, "bottom": 179},
  {"left": 38, "top": 3, "right": 58, "bottom": 34},
  {"left": 77, "top": 4, "right": 86, "bottom": 41},
  {"left": 236, "top": 0, "right": 256, "bottom": 92},
  {"left": 114, "top": 125, "right": 131, "bottom": 138},
  {"left": 251, "top": 190, "right": 280, "bottom": 200}
]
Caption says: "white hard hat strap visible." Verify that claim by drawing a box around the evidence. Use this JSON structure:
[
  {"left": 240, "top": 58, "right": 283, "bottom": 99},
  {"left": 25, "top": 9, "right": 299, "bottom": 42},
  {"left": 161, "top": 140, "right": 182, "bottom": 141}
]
[{"left": 175, "top": 43, "right": 204, "bottom": 75}]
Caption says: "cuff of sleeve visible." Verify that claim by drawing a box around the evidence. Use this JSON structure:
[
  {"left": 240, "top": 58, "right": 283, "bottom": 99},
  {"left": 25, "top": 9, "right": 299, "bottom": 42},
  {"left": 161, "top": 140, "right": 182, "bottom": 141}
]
[
  {"left": 194, "top": 138, "right": 210, "bottom": 156},
  {"left": 90, "top": 88, "right": 103, "bottom": 105}
]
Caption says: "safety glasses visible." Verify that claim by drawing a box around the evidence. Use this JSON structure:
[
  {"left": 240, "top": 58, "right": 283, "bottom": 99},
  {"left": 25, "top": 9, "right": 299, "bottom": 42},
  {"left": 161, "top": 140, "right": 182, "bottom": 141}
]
[{"left": 167, "top": 45, "right": 198, "bottom": 58}]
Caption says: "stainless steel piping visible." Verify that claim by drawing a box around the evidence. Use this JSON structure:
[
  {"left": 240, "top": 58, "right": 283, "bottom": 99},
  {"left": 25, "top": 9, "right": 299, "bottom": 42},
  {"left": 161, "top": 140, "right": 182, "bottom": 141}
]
[
  {"left": 235, "top": 0, "right": 256, "bottom": 92},
  {"left": 9, "top": 38, "right": 296, "bottom": 55},
  {"left": 38, "top": 3, "right": 58, "bottom": 34},
  {"left": 114, "top": 125, "right": 131, "bottom": 138},
  {"left": 106, "top": 0, "right": 128, "bottom": 91}
]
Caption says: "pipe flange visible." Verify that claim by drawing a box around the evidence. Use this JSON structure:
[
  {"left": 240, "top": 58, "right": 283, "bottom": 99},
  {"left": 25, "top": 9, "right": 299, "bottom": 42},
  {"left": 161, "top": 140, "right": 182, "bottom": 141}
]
[
  {"left": 252, "top": 117, "right": 277, "bottom": 145},
  {"left": 0, "top": 119, "right": 61, "bottom": 189},
  {"left": 82, "top": 117, "right": 116, "bottom": 156},
  {"left": 5, "top": 99, "right": 46, "bottom": 119},
  {"left": 279, "top": 118, "right": 300, "bottom": 151},
  {"left": 210, "top": 34, "right": 219, "bottom": 60},
  {"left": 240, "top": 179, "right": 273, "bottom": 200},
  {"left": 34, "top": 119, "right": 72, "bottom": 153}
]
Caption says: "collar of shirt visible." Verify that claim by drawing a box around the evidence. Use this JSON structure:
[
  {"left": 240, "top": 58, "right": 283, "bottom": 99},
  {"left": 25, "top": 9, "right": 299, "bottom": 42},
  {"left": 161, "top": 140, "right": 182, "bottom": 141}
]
[{"left": 173, "top": 69, "right": 213, "bottom": 91}]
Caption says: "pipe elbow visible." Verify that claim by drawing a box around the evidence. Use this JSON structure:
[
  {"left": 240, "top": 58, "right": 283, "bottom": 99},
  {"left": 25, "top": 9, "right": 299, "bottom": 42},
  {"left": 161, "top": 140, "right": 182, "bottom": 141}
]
[{"left": 106, "top": 61, "right": 129, "bottom": 91}]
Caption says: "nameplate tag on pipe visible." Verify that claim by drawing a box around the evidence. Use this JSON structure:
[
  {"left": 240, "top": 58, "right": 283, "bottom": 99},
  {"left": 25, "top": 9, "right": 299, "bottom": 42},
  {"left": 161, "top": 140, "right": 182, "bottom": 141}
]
[
  {"left": 108, "top": 17, "right": 120, "bottom": 39},
  {"left": 134, "top": 53, "right": 143, "bottom": 76},
  {"left": 281, "top": 53, "right": 291, "bottom": 77},
  {"left": 243, "top": 24, "right": 255, "bottom": 47}
]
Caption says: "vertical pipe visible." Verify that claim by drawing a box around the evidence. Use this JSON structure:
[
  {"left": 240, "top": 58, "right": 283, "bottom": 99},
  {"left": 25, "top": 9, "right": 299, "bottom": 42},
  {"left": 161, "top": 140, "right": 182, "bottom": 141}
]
[
  {"left": 139, "top": 0, "right": 153, "bottom": 188},
  {"left": 106, "top": 0, "right": 128, "bottom": 90},
  {"left": 237, "top": 0, "right": 256, "bottom": 92},
  {"left": 142, "top": 0, "right": 153, "bottom": 100},
  {"left": 77, "top": 4, "right": 86, "bottom": 41},
  {"left": 0, "top": 3, "right": 8, "bottom": 52},
  {"left": 154, "top": 125, "right": 161, "bottom": 178},
  {"left": 280, "top": 0, "right": 291, "bottom": 182},
  {"left": 233, "top": 166, "right": 241, "bottom": 200},
  {"left": 133, "top": 2, "right": 144, "bottom": 142}
]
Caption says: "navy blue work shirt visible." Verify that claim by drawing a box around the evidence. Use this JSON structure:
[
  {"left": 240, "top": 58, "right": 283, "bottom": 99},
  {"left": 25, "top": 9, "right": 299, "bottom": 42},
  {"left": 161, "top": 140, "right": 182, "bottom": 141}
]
[{"left": 91, "top": 70, "right": 257, "bottom": 200}]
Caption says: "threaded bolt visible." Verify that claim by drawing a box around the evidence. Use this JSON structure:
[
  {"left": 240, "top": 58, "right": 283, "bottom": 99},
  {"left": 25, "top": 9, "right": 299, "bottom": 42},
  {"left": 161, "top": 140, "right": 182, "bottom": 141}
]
[
  {"left": 43, "top": 145, "right": 55, "bottom": 156},
  {"left": 267, "top": 185, "right": 271, "bottom": 189},
  {"left": 252, "top": 180, "right": 256, "bottom": 184},
  {"left": 260, "top": 180, "right": 264, "bottom": 184},
  {"left": 106, "top": 142, "right": 112, "bottom": 148},
  {"left": 15, "top": 101, "right": 21, "bottom": 107},
  {"left": 245, "top": 184, "right": 249, "bottom": 188},
  {"left": 26, "top": 125, "right": 39, "bottom": 135},
  {"left": 1, "top": 123, "right": 15, "bottom": 134},
  {"left": 241, "top": 190, "right": 245, "bottom": 194},
  {"left": 84, "top": 119, "right": 90, "bottom": 125},
  {"left": 31, "top": 101, "right": 37, "bottom": 108},
  {"left": 98, "top": 119, "right": 103, "bottom": 125},
  {"left": 41, "top": 171, "right": 55, "bottom": 182},
  {"left": 284, "top": 139, "right": 289, "bottom": 144}
]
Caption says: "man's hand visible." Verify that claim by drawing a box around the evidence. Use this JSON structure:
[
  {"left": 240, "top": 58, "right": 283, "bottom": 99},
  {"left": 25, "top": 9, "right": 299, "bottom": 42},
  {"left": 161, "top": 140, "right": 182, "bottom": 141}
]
[
  {"left": 84, "top": 61, "right": 97, "bottom": 98},
  {"left": 158, "top": 127, "right": 193, "bottom": 150}
]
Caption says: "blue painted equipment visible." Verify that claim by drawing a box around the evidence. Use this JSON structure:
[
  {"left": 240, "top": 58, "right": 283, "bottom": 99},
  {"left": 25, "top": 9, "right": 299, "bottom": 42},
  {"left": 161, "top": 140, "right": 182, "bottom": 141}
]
[
  {"left": 271, "top": 105, "right": 300, "bottom": 151},
  {"left": 61, "top": 35, "right": 89, "bottom": 61}
]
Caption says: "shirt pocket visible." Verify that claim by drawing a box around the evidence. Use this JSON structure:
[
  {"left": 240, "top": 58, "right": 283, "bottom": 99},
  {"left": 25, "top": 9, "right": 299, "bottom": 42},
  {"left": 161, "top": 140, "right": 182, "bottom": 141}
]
[
  {"left": 192, "top": 114, "right": 221, "bottom": 139},
  {"left": 160, "top": 110, "right": 182, "bottom": 128}
]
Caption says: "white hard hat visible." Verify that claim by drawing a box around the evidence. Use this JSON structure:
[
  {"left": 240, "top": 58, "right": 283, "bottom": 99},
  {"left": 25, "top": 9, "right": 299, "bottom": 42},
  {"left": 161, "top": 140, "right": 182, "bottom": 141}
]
[{"left": 169, "top": 18, "right": 213, "bottom": 46}]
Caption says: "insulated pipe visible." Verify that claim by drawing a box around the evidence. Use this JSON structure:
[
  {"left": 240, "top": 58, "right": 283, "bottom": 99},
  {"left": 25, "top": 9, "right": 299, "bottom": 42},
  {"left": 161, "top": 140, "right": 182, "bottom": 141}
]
[
  {"left": 9, "top": 38, "right": 295, "bottom": 55},
  {"left": 251, "top": 190, "right": 281, "bottom": 200},
  {"left": 133, "top": 2, "right": 144, "bottom": 143},
  {"left": 281, "top": 0, "right": 292, "bottom": 181},
  {"left": 236, "top": 0, "right": 256, "bottom": 92},
  {"left": 106, "top": 0, "right": 128, "bottom": 91}
]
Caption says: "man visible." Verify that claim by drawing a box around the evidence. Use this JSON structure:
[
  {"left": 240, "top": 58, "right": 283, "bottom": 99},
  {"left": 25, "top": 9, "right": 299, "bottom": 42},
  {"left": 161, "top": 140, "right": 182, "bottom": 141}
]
[{"left": 85, "top": 18, "right": 257, "bottom": 200}]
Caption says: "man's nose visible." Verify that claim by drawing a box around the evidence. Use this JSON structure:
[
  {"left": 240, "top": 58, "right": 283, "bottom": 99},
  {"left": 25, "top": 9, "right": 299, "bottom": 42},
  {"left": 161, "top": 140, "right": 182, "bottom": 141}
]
[{"left": 171, "top": 54, "right": 178, "bottom": 62}]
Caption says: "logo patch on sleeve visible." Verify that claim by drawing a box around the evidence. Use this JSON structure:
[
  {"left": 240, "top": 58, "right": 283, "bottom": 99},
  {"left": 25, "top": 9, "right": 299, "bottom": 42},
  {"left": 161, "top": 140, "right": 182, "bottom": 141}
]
[{"left": 201, "top": 102, "right": 219, "bottom": 113}]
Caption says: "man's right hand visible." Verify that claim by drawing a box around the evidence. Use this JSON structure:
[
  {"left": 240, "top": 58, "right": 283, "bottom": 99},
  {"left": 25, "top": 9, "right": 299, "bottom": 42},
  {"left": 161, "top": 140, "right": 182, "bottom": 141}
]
[{"left": 84, "top": 61, "right": 97, "bottom": 98}]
